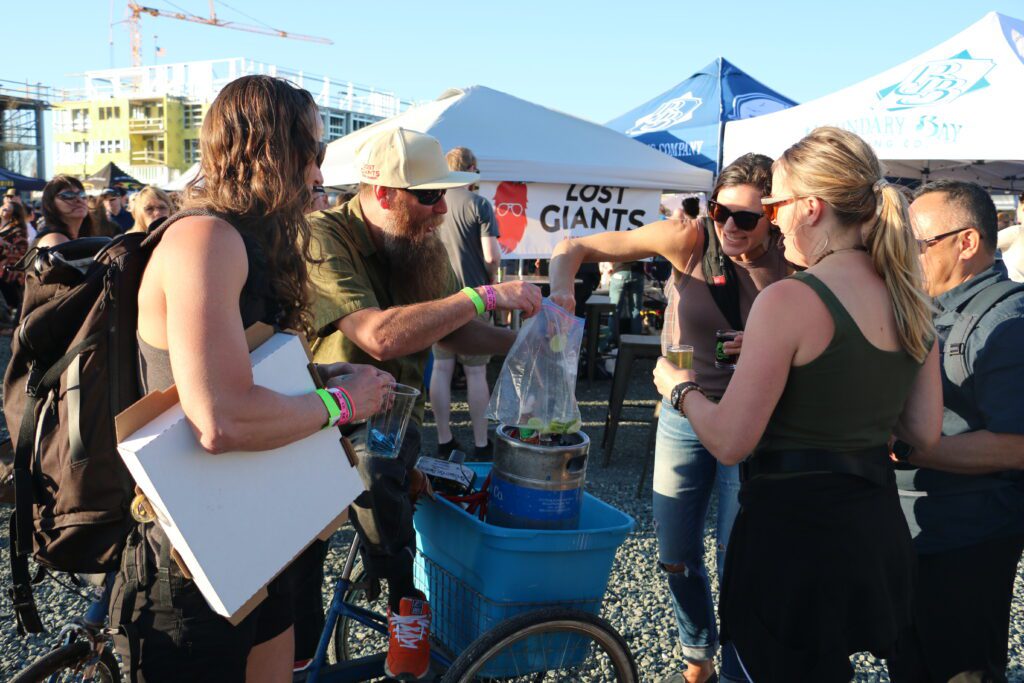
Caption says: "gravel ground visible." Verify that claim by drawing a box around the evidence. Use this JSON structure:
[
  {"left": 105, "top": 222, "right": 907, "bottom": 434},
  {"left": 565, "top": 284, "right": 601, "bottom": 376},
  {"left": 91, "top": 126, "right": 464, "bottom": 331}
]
[{"left": 0, "top": 341, "right": 1022, "bottom": 681}]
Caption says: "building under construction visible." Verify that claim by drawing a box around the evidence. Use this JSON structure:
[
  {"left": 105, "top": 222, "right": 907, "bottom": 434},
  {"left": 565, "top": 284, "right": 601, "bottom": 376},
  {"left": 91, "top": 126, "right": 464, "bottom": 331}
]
[
  {"left": 0, "top": 79, "right": 56, "bottom": 179},
  {"left": 52, "top": 58, "right": 412, "bottom": 187}
]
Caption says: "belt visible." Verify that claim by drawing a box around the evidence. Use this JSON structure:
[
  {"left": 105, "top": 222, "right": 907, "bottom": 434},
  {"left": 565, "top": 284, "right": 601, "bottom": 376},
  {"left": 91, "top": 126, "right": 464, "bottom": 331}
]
[{"left": 739, "top": 446, "right": 894, "bottom": 488}]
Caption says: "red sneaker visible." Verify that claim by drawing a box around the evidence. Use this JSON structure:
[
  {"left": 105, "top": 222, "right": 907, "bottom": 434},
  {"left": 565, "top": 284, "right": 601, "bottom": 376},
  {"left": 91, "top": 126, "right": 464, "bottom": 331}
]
[{"left": 384, "top": 596, "right": 431, "bottom": 681}]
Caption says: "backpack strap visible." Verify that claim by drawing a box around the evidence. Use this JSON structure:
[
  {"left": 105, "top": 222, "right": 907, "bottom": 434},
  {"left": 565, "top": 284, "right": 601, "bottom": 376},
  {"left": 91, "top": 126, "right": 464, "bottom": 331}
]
[
  {"left": 9, "top": 332, "right": 104, "bottom": 634},
  {"left": 943, "top": 279, "right": 1024, "bottom": 387},
  {"left": 700, "top": 219, "right": 744, "bottom": 331}
]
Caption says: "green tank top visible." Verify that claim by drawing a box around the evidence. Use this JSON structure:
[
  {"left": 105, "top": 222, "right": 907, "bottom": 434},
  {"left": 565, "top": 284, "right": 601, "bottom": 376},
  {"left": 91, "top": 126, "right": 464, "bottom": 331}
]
[{"left": 760, "top": 272, "right": 925, "bottom": 453}]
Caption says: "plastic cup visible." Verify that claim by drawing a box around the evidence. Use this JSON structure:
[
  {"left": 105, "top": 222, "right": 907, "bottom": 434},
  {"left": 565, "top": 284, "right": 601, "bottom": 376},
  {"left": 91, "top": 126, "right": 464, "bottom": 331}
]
[
  {"left": 715, "top": 330, "right": 740, "bottom": 370},
  {"left": 365, "top": 383, "right": 420, "bottom": 459},
  {"left": 666, "top": 344, "right": 694, "bottom": 369}
]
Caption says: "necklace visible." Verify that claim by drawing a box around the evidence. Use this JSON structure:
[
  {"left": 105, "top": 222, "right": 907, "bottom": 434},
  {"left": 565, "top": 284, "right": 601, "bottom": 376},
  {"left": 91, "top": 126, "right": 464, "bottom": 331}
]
[{"left": 812, "top": 245, "right": 867, "bottom": 266}]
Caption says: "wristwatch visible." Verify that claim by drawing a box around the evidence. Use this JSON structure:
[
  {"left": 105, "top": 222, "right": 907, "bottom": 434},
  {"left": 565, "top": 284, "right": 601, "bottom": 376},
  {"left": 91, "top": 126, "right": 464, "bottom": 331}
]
[{"left": 891, "top": 439, "right": 915, "bottom": 463}]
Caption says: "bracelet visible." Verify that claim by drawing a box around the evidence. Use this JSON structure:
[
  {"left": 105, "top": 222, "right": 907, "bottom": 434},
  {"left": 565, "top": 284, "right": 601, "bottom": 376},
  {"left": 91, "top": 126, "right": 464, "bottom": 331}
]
[
  {"left": 461, "top": 286, "right": 485, "bottom": 315},
  {"left": 315, "top": 388, "right": 341, "bottom": 428},
  {"left": 328, "top": 387, "right": 352, "bottom": 425},
  {"left": 671, "top": 381, "right": 707, "bottom": 416},
  {"left": 482, "top": 285, "right": 497, "bottom": 312},
  {"left": 336, "top": 386, "right": 356, "bottom": 425}
]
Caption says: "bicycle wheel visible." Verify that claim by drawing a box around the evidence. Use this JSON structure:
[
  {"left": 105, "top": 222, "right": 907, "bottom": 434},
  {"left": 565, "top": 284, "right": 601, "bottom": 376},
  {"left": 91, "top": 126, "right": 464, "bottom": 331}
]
[
  {"left": 327, "top": 560, "right": 389, "bottom": 664},
  {"left": 440, "top": 607, "right": 637, "bottom": 682},
  {"left": 11, "top": 640, "right": 121, "bottom": 683}
]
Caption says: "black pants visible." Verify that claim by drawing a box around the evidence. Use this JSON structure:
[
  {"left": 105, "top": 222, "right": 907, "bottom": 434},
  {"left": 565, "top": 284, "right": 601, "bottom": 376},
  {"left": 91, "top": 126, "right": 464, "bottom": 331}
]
[
  {"left": 887, "top": 532, "right": 1024, "bottom": 683},
  {"left": 111, "top": 525, "right": 293, "bottom": 682}
]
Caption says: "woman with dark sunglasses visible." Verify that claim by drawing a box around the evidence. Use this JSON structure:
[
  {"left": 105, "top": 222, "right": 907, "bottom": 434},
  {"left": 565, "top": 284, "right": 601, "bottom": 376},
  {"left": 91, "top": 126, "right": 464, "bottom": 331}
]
[
  {"left": 550, "top": 154, "right": 788, "bottom": 683},
  {"left": 36, "top": 174, "right": 98, "bottom": 248}
]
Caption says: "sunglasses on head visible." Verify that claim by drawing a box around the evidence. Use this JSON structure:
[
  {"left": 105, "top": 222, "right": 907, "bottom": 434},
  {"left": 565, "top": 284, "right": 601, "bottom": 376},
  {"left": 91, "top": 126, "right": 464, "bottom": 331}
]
[
  {"left": 56, "top": 190, "right": 88, "bottom": 201},
  {"left": 404, "top": 188, "right": 446, "bottom": 206},
  {"left": 707, "top": 198, "right": 764, "bottom": 231}
]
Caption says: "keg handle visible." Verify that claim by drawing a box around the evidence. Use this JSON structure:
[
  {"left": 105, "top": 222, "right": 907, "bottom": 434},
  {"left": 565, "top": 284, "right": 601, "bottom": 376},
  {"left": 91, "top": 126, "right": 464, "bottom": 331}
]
[{"left": 565, "top": 455, "right": 587, "bottom": 474}]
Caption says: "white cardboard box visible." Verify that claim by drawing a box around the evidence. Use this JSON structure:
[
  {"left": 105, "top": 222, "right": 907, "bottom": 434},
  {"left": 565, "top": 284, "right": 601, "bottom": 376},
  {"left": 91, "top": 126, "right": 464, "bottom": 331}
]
[{"left": 116, "top": 327, "right": 363, "bottom": 622}]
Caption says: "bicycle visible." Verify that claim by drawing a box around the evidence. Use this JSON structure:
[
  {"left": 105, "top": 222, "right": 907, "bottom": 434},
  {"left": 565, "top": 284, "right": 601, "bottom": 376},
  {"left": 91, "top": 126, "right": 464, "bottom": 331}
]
[
  {"left": 296, "top": 534, "right": 638, "bottom": 682},
  {"left": 9, "top": 572, "right": 121, "bottom": 683}
]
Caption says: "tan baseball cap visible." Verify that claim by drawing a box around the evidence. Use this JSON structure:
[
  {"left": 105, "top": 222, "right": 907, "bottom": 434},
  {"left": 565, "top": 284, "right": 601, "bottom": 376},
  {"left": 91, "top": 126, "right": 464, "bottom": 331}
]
[{"left": 356, "top": 128, "right": 479, "bottom": 190}]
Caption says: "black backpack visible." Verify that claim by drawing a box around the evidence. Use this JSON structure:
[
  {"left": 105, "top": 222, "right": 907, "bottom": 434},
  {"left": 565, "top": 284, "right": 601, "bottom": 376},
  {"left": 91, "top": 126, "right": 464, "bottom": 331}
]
[
  {"left": 3, "top": 225, "right": 169, "bottom": 633},
  {"left": 941, "top": 278, "right": 1024, "bottom": 387}
]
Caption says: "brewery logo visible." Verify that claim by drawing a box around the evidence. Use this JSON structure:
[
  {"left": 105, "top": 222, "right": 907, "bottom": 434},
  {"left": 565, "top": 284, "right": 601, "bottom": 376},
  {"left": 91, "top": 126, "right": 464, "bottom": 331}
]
[
  {"left": 493, "top": 182, "right": 529, "bottom": 255},
  {"left": 626, "top": 92, "right": 703, "bottom": 134},
  {"left": 876, "top": 51, "right": 995, "bottom": 111},
  {"left": 732, "top": 93, "right": 792, "bottom": 120},
  {"left": 360, "top": 164, "right": 380, "bottom": 180}
]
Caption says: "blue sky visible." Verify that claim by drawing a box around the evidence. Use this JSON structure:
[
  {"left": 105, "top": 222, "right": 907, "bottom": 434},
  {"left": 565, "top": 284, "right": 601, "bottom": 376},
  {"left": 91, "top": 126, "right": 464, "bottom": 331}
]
[{"left": 7, "top": 1, "right": 1023, "bottom": 123}]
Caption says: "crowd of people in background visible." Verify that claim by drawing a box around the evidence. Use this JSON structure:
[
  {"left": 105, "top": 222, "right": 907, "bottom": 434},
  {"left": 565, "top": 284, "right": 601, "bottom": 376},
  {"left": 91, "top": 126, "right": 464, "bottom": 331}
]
[{"left": 5, "top": 71, "right": 1024, "bottom": 683}]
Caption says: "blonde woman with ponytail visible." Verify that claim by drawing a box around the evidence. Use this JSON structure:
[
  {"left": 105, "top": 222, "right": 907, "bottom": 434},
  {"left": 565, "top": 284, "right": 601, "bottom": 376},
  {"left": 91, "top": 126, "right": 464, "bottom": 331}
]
[{"left": 653, "top": 127, "right": 943, "bottom": 682}]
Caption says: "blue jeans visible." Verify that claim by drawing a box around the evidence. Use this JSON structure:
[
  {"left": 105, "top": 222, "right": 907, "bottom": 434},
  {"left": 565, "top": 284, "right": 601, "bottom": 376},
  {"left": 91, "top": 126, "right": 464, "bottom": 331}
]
[
  {"left": 608, "top": 271, "right": 644, "bottom": 345},
  {"left": 653, "top": 400, "right": 743, "bottom": 680}
]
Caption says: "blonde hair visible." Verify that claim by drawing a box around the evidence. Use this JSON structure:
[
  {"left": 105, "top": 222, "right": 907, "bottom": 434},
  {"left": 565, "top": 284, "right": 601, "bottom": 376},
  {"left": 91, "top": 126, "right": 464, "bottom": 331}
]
[
  {"left": 130, "top": 186, "right": 174, "bottom": 233},
  {"left": 446, "top": 147, "right": 477, "bottom": 172},
  {"left": 777, "top": 126, "right": 933, "bottom": 362}
]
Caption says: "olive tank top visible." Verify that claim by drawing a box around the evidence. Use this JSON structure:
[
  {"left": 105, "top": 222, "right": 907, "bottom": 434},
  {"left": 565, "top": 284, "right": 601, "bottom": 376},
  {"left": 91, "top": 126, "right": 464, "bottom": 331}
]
[{"left": 760, "top": 272, "right": 925, "bottom": 452}]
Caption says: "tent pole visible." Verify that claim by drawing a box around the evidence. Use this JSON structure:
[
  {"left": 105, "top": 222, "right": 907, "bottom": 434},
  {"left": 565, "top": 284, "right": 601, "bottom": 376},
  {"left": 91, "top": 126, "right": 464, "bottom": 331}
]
[{"left": 716, "top": 57, "right": 725, "bottom": 183}]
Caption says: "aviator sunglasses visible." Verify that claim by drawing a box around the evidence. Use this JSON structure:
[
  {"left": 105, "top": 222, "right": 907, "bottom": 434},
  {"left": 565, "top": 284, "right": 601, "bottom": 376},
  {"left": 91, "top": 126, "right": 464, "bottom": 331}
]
[
  {"left": 403, "top": 188, "right": 447, "bottom": 206},
  {"left": 707, "top": 198, "right": 765, "bottom": 231},
  {"left": 56, "top": 190, "right": 88, "bottom": 202}
]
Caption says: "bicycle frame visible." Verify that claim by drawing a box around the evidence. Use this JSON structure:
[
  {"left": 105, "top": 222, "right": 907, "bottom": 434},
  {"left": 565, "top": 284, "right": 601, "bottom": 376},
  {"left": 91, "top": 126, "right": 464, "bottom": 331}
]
[
  {"left": 49, "top": 573, "right": 116, "bottom": 683},
  {"left": 301, "top": 538, "right": 454, "bottom": 683}
]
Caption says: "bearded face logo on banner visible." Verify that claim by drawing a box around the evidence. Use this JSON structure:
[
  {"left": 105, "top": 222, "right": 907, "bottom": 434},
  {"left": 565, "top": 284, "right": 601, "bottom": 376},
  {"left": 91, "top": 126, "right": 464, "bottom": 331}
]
[{"left": 494, "top": 182, "right": 528, "bottom": 255}]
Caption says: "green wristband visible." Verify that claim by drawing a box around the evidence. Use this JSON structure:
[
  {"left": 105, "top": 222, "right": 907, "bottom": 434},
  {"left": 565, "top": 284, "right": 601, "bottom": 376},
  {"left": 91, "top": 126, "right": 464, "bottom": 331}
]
[
  {"left": 461, "top": 286, "right": 486, "bottom": 315},
  {"left": 315, "top": 388, "right": 341, "bottom": 428}
]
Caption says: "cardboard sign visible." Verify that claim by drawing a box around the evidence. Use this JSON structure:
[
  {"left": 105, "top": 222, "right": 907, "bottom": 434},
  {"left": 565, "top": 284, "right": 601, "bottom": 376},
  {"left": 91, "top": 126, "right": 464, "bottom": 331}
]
[
  {"left": 479, "top": 182, "right": 661, "bottom": 259},
  {"left": 116, "top": 327, "right": 363, "bottom": 622}
]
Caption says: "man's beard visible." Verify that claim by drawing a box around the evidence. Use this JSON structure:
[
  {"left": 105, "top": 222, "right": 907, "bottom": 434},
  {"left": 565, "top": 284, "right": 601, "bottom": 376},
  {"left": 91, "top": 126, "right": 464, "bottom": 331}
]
[{"left": 380, "top": 199, "right": 450, "bottom": 302}]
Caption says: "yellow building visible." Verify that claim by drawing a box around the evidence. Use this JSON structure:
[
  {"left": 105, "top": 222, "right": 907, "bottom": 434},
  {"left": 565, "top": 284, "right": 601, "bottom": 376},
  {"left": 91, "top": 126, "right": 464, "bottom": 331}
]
[{"left": 53, "top": 58, "right": 408, "bottom": 187}]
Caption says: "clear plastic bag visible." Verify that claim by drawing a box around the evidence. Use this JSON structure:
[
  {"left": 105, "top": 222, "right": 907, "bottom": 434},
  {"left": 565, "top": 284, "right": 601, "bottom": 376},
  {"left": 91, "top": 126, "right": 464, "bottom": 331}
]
[{"left": 487, "top": 299, "right": 585, "bottom": 434}]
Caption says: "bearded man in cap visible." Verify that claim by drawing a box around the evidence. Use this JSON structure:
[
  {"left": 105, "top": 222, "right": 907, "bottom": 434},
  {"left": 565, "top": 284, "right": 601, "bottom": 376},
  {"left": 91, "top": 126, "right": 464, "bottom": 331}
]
[{"left": 304, "top": 128, "right": 541, "bottom": 680}]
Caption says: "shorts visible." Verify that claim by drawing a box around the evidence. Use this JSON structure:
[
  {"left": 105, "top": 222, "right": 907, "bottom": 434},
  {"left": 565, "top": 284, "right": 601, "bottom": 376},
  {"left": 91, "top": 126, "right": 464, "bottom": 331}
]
[
  {"left": 111, "top": 525, "right": 294, "bottom": 682},
  {"left": 432, "top": 313, "right": 492, "bottom": 367}
]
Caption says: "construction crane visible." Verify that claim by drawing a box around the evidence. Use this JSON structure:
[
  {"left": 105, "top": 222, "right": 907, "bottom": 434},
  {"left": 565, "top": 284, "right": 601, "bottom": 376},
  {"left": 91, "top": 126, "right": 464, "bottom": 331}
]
[{"left": 125, "top": 1, "right": 333, "bottom": 67}]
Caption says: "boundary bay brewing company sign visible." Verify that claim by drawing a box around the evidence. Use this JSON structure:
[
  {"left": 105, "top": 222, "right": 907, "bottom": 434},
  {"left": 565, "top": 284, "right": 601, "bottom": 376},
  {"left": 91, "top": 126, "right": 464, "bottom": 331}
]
[{"left": 478, "top": 181, "right": 661, "bottom": 259}]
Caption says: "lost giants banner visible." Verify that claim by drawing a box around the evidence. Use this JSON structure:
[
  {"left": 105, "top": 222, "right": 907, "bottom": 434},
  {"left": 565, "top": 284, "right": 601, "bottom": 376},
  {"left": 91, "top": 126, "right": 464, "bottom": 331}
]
[{"left": 478, "top": 181, "right": 661, "bottom": 259}]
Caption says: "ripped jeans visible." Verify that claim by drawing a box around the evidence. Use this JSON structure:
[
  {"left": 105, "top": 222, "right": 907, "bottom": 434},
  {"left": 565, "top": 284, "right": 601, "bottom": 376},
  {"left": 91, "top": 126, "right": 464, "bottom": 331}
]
[{"left": 653, "top": 399, "right": 743, "bottom": 680}]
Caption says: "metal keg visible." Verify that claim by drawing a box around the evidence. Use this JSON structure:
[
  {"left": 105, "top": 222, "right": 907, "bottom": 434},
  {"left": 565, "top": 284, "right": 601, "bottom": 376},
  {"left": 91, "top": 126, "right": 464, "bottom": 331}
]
[{"left": 487, "top": 424, "right": 589, "bottom": 530}]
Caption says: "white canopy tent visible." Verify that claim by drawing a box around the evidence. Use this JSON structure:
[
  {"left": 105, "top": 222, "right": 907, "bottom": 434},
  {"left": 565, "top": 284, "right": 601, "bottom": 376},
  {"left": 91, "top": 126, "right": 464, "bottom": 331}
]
[
  {"left": 723, "top": 12, "right": 1024, "bottom": 191},
  {"left": 321, "top": 85, "right": 712, "bottom": 192},
  {"left": 161, "top": 162, "right": 201, "bottom": 192}
]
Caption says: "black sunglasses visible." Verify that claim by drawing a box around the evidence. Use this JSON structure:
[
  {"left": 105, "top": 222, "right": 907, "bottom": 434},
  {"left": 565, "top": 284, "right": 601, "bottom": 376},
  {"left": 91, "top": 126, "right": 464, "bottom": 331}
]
[
  {"left": 404, "top": 188, "right": 446, "bottom": 206},
  {"left": 56, "top": 190, "right": 88, "bottom": 201},
  {"left": 316, "top": 142, "right": 327, "bottom": 167},
  {"left": 707, "top": 199, "right": 764, "bottom": 231}
]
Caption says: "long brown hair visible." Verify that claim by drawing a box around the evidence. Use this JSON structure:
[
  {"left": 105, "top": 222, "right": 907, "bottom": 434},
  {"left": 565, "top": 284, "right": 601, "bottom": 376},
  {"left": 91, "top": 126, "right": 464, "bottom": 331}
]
[
  {"left": 183, "top": 75, "right": 319, "bottom": 333},
  {"left": 776, "top": 127, "right": 932, "bottom": 362},
  {"left": 40, "top": 175, "right": 97, "bottom": 239}
]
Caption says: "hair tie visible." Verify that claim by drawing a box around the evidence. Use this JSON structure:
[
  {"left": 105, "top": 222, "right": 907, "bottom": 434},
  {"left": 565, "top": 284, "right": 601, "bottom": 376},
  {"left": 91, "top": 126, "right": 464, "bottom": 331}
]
[{"left": 873, "top": 178, "right": 889, "bottom": 217}]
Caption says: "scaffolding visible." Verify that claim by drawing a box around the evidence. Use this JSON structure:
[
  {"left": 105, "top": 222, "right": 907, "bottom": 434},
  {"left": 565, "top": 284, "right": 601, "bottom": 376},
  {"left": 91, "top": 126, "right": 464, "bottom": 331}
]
[{"left": 0, "top": 79, "right": 65, "bottom": 179}]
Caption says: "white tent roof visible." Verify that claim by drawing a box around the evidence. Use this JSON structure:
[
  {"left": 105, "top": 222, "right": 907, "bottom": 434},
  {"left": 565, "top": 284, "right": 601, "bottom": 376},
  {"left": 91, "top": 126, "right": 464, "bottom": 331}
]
[
  {"left": 161, "top": 162, "right": 201, "bottom": 192},
  {"left": 321, "top": 85, "right": 712, "bottom": 192},
  {"left": 723, "top": 12, "right": 1024, "bottom": 190}
]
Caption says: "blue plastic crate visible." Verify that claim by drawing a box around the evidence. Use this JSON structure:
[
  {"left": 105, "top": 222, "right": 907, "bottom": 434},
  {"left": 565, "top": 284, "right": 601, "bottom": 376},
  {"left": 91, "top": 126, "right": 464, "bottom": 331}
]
[{"left": 413, "top": 463, "right": 635, "bottom": 675}]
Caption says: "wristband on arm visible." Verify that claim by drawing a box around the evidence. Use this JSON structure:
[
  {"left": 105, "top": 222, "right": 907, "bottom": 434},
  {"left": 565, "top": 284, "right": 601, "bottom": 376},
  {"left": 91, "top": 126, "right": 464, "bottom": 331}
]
[
  {"left": 460, "top": 286, "right": 486, "bottom": 315},
  {"left": 315, "top": 388, "right": 341, "bottom": 428},
  {"left": 331, "top": 386, "right": 355, "bottom": 425},
  {"left": 482, "top": 285, "right": 497, "bottom": 312}
]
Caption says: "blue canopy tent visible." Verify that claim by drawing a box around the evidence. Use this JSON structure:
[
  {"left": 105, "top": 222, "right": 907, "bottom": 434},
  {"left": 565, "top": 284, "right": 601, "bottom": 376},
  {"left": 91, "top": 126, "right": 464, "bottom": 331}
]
[
  {"left": 607, "top": 58, "right": 796, "bottom": 177},
  {"left": 0, "top": 167, "right": 46, "bottom": 192}
]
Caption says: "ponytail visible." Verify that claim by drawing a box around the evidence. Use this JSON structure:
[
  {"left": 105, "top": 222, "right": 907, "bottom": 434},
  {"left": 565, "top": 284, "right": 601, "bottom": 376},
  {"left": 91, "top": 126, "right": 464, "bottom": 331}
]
[{"left": 865, "top": 182, "right": 934, "bottom": 362}]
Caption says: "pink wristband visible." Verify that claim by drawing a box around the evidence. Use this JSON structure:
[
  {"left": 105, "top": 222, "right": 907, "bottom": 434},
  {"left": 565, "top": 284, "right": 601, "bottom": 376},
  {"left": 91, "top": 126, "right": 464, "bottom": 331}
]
[
  {"left": 483, "top": 285, "right": 497, "bottom": 312},
  {"left": 327, "top": 387, "right": 352, "bottom": 425},
  {"left": 337, "top": 387, "right": 356, "bottom": 424}
]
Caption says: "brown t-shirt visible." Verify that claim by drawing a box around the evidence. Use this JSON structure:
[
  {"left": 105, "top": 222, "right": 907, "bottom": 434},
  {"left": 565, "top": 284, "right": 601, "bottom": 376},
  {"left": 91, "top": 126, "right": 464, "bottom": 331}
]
[{"left": 663, "top": 234, "right": 788, "bottom": 398}]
